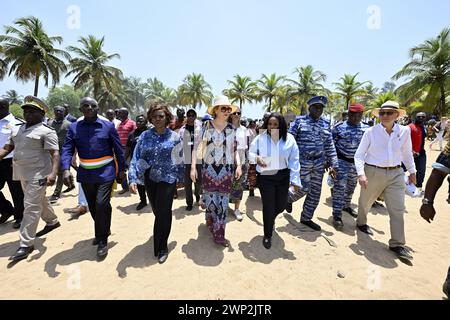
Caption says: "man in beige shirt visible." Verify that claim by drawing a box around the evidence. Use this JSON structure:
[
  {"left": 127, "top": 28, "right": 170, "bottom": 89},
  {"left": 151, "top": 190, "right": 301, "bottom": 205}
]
[{"left": 0, "top": 96, "right": 61, "bottom": 261}]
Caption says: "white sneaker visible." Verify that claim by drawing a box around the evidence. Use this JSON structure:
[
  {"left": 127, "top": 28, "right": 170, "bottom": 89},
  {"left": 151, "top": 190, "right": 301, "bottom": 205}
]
[{"left": 234, "top": 209, "right": 243, "bottom": 221}]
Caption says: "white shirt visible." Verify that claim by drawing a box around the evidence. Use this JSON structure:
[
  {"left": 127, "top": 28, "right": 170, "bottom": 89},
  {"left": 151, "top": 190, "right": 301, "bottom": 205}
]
[
  {"left": 354, "top": 123, "right": 416, "bottom": 176},
  {"left": 235, "top": 125, "right": 249, "bottom": 150},
  {"left": 249, "top": 131, "right": 301, "bottom": 186},
  {"left": 0, "top": 113, "right": 23, "bottom": 159}
]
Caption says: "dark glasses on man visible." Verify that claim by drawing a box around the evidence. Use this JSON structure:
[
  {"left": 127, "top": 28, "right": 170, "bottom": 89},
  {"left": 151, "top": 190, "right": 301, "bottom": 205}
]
[
  {"left": 379, "top": 111, "right": 395, "bottom": 116},
  {"left": 232, "top": 112, "right": 241, "bottom": 116},
  {"left": 81, "top": 103, "right": 97, "bottom": 108}
]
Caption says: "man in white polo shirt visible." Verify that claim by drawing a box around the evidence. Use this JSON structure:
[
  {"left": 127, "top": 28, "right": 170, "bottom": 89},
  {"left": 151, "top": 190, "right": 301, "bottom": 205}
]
[{"left": 354, "top": 101, "right": 416, "bottom": 261}]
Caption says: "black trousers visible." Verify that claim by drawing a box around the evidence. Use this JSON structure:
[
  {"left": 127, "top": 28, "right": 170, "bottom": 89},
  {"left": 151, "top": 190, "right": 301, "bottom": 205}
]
[
  {"left": 146, "top": 178, "right": 176, "bottom": 256},
  {"left": 257, "top": 169, "right": 290, "bottom": 238},
  {"left": 81, "top": 181, "right": 114, "bottom": 243},
  {"left": 137, "top": 184, "right": 148, "bottom": 204},
  {"left": 0, "top": 158, "right": 24, "bottom": 220},
  {"left": 184, "top": 164, "right": 202, "bottom": 206},
  {"left": 414, "top": 153, "right": 427, "bottom": 188}
]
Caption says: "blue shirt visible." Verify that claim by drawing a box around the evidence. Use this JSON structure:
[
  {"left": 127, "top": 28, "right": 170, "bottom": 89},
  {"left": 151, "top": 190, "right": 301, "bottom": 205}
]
[
  {"left": 332, "top": 121, "right": 369, "bottom": 158},
  {"left": 128, "top": 128, "right": 183, "bottom": 185},
  {"left": 289, "top": 115, "right": 338, "bottom": 168},
  {"left": 61, "top": 117, "right": 126, "bottom": 184}
]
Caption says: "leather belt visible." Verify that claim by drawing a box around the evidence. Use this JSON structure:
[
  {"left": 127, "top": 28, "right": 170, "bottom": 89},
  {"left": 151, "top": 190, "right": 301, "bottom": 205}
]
[
  {"left": 366, "top": 163, "right": 401, "bottom": 170},
  {"left": 337, "top": 151, "right": 354, "bottom": 164}
]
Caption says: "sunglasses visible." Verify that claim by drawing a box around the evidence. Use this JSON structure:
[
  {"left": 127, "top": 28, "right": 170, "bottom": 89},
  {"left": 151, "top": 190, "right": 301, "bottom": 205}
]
[
  {"left": 81, "top": 103, "right": 98, "bottom": 108},
  {"left": 379, "top": 111, "right": 396, "bottom": 116},
  {"left": 232, "top": 112, "right": 241, "bottom": 116},
  {"left": 220, "top": 107, "right": 232, "bottom": 113}
]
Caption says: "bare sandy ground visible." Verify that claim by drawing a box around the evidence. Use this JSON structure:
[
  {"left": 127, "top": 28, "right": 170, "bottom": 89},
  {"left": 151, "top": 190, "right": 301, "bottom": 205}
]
[{"left": 0, "top": 144, "right": 449, "bottom": 300}]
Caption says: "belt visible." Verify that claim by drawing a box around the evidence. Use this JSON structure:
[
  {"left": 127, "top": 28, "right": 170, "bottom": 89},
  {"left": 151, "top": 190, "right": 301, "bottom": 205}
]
[
  {"left": 337, "top": 152, "right": 354, "bottom": 164},
  {"left": 366, "top": 163, "right": 401, "bottom": 170},
  {"left": 302, "top": 154, "right": 322, "bottom": 160}
]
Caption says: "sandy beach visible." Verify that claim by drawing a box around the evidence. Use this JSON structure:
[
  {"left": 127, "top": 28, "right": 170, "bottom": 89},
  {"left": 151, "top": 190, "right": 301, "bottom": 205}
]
[{"left": 0, "top": 144, "right": 449, "bottom": 300}]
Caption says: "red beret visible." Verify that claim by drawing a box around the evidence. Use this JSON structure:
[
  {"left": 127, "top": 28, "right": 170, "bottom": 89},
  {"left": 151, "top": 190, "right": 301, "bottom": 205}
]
[{"left": 349, "top": 104, "right": 365, "bottom": 113}]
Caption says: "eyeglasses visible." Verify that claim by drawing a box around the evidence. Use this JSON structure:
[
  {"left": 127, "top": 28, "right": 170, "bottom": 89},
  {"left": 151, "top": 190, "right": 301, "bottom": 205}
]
[
  {"left": 220, "top": 107, "right": 232, "bottom": 113},
  {"left": 232, "top": 112, "right": 241, "bottom": 116},
  {"left": 379, "top": 111, "right": 395, "bottom": 116},
  {"left": 81, "top": 104, "right": 97, "bottom": 108}
]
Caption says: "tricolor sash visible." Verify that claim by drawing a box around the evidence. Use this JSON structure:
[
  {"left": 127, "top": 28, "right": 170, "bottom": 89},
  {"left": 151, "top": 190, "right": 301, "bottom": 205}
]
[{"left": 79, "top": 156, "right": 114, "bottom": 169}]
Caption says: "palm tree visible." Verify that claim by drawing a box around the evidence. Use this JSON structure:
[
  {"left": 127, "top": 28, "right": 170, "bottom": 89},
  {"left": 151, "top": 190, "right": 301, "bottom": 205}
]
[
  {"left": 256, "top": 73, "right": 286, "bottom": 112},
  {"left": 365, "top": 91, "right": 397, "bottom": 117},
  {"left": 0, "top": 45, "right": 8, "bottom": 80},
  {"left": 66, "top": 35, "right": 123, "bottom": 111},
  {"left": 144, "top": 77, "right": 166, "bottom": 103},
  {"left": 360, "top": 83, "right": 379, "bottom": 106},
  {"left": 334, "top": 73, "right": 371, "bottom": 108},
  {"left": 287, "top": 65, "right": 328, "bottom": 115},
  {"left": 393, "top": 28, "right": 450, "bottom": 117},
  {"left": 3, "top": 89, "right": 23, "bottom": 104},
  {"left": 124, "top": 76, "right": 145, "bottom": 111},
  {"left": 0, "top": 16, "right": 70, "bottom": 96},
  {"left": 222, "top": 75, "right": 257, "bottom": 112},
  {"left": 178, "top": 73, "right": 213, "bottom": 109}
]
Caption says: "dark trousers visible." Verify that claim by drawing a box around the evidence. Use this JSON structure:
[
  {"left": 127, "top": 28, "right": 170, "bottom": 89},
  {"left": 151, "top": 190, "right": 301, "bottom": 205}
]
[
  {"left": 414, "top": 153, "right": 427, "bottom": 188},
  {"left": 137, "top": 184, "right": 148, "bottom": 204},
  {"left": 184, "top": 164, "right": 202, "bottom": 206},
  {"left": 146, "top": 178, "right": 176, "bottom": 256},
  {"left": 81, "top": 181, "right": 114, "bottom": 242},
  {"left": 257, "top": 169, "right": 290, "bottom": 238},
  {"left": 0, "top": 158, "right": 24, "bottom": 220},
  {"left": 52, "top": 171, "right": 64, "bottom": 196}
]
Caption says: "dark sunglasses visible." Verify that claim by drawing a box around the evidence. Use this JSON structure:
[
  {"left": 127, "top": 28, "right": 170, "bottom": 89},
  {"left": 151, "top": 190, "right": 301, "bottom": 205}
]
[
  {"left": 81, "top": 103, "right": 98, "bottom": 108},
  {"left": 379, "top": 111, "right": 395, "bottom": 116},
  {"left": 232, "top": 112, "right": 241, "bottom": 116},
  {"left": 220, "top": 107, "right": 232, "bottom": 113}
]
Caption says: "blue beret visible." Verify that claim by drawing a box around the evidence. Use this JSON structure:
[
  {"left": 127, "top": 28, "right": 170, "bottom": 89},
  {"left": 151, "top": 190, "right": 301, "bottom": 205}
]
[{"left": 307, "top": 96, "right": 328, "bottom": 107}]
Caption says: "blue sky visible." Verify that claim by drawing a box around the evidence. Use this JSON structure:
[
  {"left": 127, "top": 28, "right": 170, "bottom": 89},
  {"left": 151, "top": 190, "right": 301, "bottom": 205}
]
[{"left": 1, "top": 0, "right": 449, "bottom": 119}]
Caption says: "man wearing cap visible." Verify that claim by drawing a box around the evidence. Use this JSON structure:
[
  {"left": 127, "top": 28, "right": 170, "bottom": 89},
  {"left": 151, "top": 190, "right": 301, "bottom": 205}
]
[
  {"left": 330, "top": 104, "right": 369, "bottom": 230},
  {"left": 408, "top": 112, "right": 427, "bottom": 194},
  {"left": 0, "top": 96, "right": 61, "bottom": 261},
  {"left": 288, "top": 95, "right": 338, "bottom": 231},
  {"left": 179, "top": 108, "right": 202, "bottom": 211},
  {"left": 354, "top": 101, "right": 416, "bottom": 261},
  {"left": 0, "top": 98, "right": 24, "bottom": 228},
  {"left": 61, "top": 97, "right": 126, "bottom": 259}
]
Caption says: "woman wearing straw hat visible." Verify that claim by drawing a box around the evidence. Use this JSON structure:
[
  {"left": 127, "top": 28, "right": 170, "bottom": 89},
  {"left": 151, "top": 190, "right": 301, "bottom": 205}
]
[
  {"left": 354, "top": 101, "right": 416, "bottom": 261},
  {"left": 190, "top": 96, "right": 242, "bottom": 247}
]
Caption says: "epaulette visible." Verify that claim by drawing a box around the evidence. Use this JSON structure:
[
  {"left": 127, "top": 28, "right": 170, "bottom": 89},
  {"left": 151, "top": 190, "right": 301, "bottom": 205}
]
[{"left": 15, "top": 116, "right": 25, "bottom": 124}]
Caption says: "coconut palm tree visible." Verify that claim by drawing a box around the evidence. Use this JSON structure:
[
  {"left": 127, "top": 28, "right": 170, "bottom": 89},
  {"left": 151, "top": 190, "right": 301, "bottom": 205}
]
[
  {"left": 287, "top": 65, "right": 328, "bottom": 115},
  {"left": 0, "top": 45, "right": 8, "bottom": 80},
  {"left": 124, "top": 76, "right": 145, "bottom": 111},
  {"left": 256, "top": 73, "right": 286, "bottom": 112},
  {"left": 0, "top": 16, "right": 70, "bottom": 96},
  {"left": 222, "top": 75, "right": 257, "bottom": 112},
  {"left": 66, "top": 35, "right": 123, "bottom": 111},
  {"left": 393, "top": 28, "right": 450, "bottom": 117},
  {"left": 364, "top": 91, "right": 398, "bottom": 117},
  {"left": 334, "top": 73, "right": 371, "bottom": 108},
  {"left": 3, "top": 89, "right": 23, "bottom": 104},
  {"left": 178, "top": 73, "right": 213, "bottom": 109},
  {"left": 144, "top": 77, "right": 166, "bottom": 103}
]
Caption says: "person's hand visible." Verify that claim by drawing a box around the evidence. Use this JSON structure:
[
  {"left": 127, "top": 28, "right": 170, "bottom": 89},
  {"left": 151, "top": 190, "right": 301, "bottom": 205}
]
[
  {"left": 116, "top": 170, "right": 126, "bottom": 184},
  {"left": 129, "top": 183, "right": 137, "bottom": 194},
  {"left": 190, "top": 167, "right": 197, "bottom": 183},
  {"left": 420, "top": 204, "right": 436, "bottom": 223},
  {"left": 46, "top": 173, "right": 57, "bottom": 186},
  {"left": 256, "top": 156, "right": 267, "bottom": 168},
  {"left": 413, "top": 151, "right": 419, "bottom": 158},
  {"left": 408, "top": 173, "right": 417, "bottom": 185},
  {"left": 71, "top": 157, "right": 78, "bottom": 169},
  {"left": 63, "top": 170, "right": 74, "bottom": 188},
  {"left": 235, "top": 165, "right": 242, "bottom": 180},
  {"left": 291, "top": 184, "right": 300, "bottom": 192},
  {"left": 328, "top": 167, "right": 337, "bottom": 180},
  {"left": 358, "top": 175, "right": 368, "bottom": 189}
]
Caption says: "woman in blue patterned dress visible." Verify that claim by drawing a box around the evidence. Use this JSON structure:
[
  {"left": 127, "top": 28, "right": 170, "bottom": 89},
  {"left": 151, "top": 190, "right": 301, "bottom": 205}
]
[
  {"left": 190, "top": 96, "right": 242, "bottom": 247},
  {"left": 129, "top": 103, "right": 183, "bottom": 264}
]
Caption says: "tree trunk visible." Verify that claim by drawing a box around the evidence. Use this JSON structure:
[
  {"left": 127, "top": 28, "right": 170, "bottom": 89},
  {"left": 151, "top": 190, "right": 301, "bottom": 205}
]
[
  {"left": 438, "top": 82, "right": 446, "bottom": 118},
  {"left": 239, "top": 99, "right": 243, "bottom": 113},
  {"left": 268, "top": 97, "right": 272, "bottom": 113},
  {"left": 34, "top": 69, "right": 40, "bottom": 96}
]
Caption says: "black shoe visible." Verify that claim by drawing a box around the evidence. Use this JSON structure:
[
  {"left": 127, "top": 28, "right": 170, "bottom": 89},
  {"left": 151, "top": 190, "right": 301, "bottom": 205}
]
[
  {"left": 333, "top": 218, "right": 344, "bottom": 231},
  {"left": 158, "top": 251, "right": 169, "bottom": 264},
  {"left": 62, "top": 186, "right": 75, "bottom": 193},
  {"left": 0, "top": 212, "right": 13, "bottom": 224},
  {"left": 444, "top": 278, "right": 450, "bottom": 299},
  {"left": 249, "top": 190, "right": 255, "bottom": 197},
  {"left": 12, "top": 219, "right": 22, "bottom": 229},
  {"left": 49, "top": 194, "right": 60, "bottom": 204},
  {"left": 301, "top": 220, "right": 321, "bottom": 231},
  {"left": 93, "top": 230, "right": 112, "bottom": 245},
  {"left": 97, "top": 242, "right": 108, "bottom": 258},
  {"left": 173, "top": 192, "right": 178, "bottom": 199},
  {"left": 9, "top": 246, "right": 34, "bottom": 261},
  {"left": 195, "top": 196, "right": 200, "bottom": 204},
  {"left": 262, "top": 236, "right": 272, "bottom": 249},
  {"left": 286, "top": 203, "right": 292, "bottom": 213},
  {"left": 357, "top": 224, "right": 373, "bottom": 235},
  {"left": 342, "top": 207, "right": 358, "bottom": 218},
  {"left": 372, "top": 201, "right": 385, "bottom": 208},
  {"left": 136, "top": 202, "right": 147, "bottom": 211},
  {"left": 389, "top": 246, "right": 413, "bottom": 261},
  {"left": 186, "top": 205, "right": 193, "bottom": 211},
  {"left": 36, "top": 222, "right": 61, "bottom": 237}
]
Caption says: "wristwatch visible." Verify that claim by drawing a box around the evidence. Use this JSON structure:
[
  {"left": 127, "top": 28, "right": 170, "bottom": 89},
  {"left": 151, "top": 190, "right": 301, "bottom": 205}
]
[{"left": 422, "top": 198, "right": 434, "bottom": 205}]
